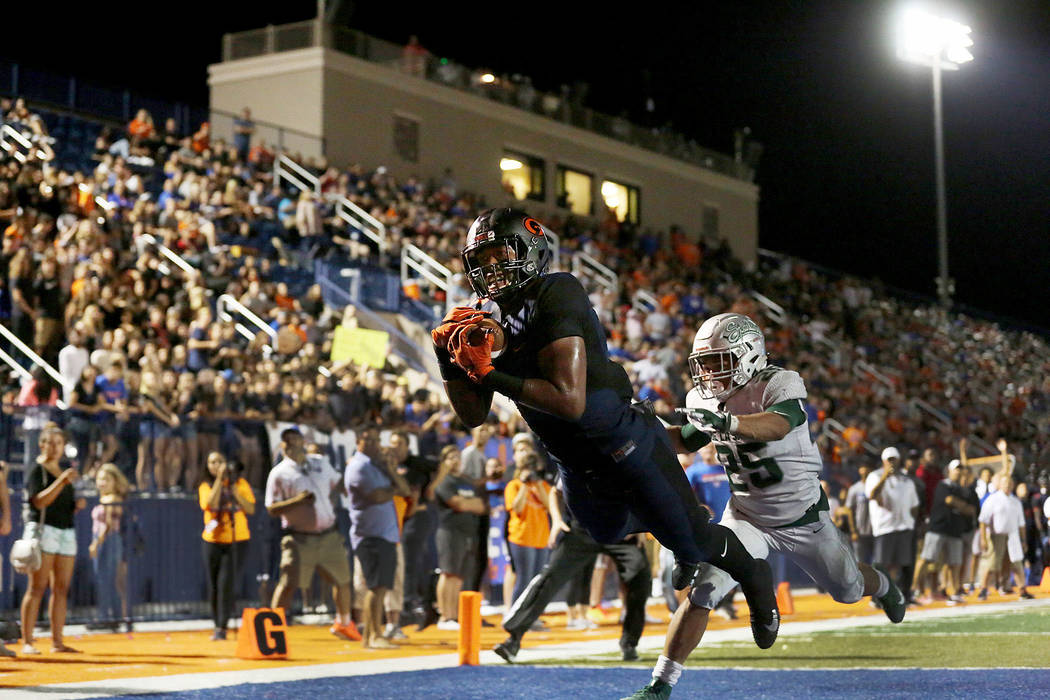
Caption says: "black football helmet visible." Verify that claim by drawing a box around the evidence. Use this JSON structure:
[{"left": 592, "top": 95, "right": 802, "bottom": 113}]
[{"left": 462, "top": 208, "right": 553, "bottom": 305}]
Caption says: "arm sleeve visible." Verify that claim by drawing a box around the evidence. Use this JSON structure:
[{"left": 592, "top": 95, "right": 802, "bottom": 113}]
[
  {"left": 504, "top": 480, "right": 522, "bottom": 508},
  {"left": 864, "top": 471, "right": 879, "bottom": 500},
  {"left": 237, "top": 478, "right": 256, "bottom": 505},
  {"left": 434, "top": 476, "right": 457, "bottom": 506},
  {"left": 263, "top": 471, "right": 282, "bottom": 508},
  {"left": 198, "top": 483, "right": 212, "bottom": 511},
  {"left": 531, "top": 274, "right": 592, "bottom": 349}
]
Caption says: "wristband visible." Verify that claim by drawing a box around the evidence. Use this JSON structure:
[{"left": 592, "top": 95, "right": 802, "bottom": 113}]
[
  {"left": 727, "top": 414, "right": 740, "bottom": 433},
  {"left": 481, "top": 369, "right": 525, "bottom": 400},
  {"left": 680, "top": 423, "right": 712, "bottom": 451},
  {"left": 435, "top": 345, "right": 468, "bottom": 381}
]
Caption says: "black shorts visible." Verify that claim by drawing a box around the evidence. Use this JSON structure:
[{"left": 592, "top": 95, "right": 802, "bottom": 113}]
[
  {"left": 355, "top": 537, "right": 396, "bottom": 590},
  {"left": 437, "top": 528, "right": 477, "bottom": 581}
]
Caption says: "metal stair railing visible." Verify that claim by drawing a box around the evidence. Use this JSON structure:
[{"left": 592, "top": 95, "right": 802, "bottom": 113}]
[
  {"left": 0, "top": 324, "right": 73, "bottom": 409},
  {"left": 0, "top": 124, "right": 49, "bottom": 163},
  {"left": 138, "top": 233, "right": 197, "bottom": 276},
  {"left": 571, "top": 252, "right": 618, "bottom": 297},
  {"left": 272, "top": 153, "right": 387, "bottom": 264},
  {"left": 632, "top": 288, "right": 661, "bottom": 313},
  {"left": 401, "top": 243, "right": 455, "bottom": 314},
  {"left": 854, "top": 360, "right": 898, "bottom": 391},
  {"left": 216, "top": 294, "right": 277, "bottom": 351},
  {"left": 750, "top": 290, "right": 788, "bottom": 326}
]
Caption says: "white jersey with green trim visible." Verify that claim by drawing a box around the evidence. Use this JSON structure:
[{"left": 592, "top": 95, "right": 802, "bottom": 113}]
[{"left": 685, "top": 365, "right": 823, "bottom": 527}]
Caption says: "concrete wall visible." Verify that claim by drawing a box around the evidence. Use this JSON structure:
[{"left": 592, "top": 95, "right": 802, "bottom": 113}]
[{"left": 208, "top": 47, "right": 758, "bottom": 261}]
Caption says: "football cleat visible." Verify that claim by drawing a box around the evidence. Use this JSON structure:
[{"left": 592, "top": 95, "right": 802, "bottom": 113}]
[
  {"left": 874, "top": 566, "right": 907, "bottom": 624},
  {"left": 739, "top": 558, "right": 779, "bottom": 649},
  {"left": 493, "top": 636, "right": 520, "bottom": 663},
  {"left": 621, "top": 680, "right": 673, "bottom": 700}
]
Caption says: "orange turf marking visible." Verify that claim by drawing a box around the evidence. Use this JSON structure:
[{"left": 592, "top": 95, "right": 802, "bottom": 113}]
[{"left": 236, "top": 608, "right": 290, "bottom": 660}]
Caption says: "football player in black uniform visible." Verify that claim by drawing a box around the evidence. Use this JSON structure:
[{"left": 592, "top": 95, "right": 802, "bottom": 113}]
[{"left": 432, "top": 209, "right": 779, "bottom": 664}]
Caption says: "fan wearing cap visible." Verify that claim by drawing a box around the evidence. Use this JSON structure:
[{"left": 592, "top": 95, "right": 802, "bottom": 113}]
[
  {"left": 432, "top": 209, "right": 779, "bottom": 663},
  {"left": 866, "top": 446, "right": 921, "bottom": 602},
  {"left": 914, "top": 460, "right": 976, "bottom": 604}
]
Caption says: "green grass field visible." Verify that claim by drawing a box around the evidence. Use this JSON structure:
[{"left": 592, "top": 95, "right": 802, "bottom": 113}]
[{"left": 531, "top": 608, "right": 1050, "bottom": 669}]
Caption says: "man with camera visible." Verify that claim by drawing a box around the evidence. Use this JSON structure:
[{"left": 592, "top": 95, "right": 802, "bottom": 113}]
[
  {"left": 265, "top": 427, "right": 359, "bottom": 642},
  {"left": 866, "top": 446, "right": 921, "bottom": 602}
]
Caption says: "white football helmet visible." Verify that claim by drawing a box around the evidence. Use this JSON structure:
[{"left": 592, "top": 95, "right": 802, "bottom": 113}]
[{"left": 688, "top": 313, "right": 767, "bottom": 401}]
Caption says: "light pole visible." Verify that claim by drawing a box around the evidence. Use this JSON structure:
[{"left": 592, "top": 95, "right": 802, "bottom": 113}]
[{"left": 896, "top": 7, "right": 974, "bottom": 307}]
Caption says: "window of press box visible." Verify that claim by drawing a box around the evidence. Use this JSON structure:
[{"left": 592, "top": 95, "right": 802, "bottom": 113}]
[
  {"left": 600, "top": 179, "right": 639, "bottom": 224},
  {"left": 556, "top": 166, "right": 593, "bottom": 216},
  {"left": 500, "top": 152, "right": 545, "bottom": 202}
]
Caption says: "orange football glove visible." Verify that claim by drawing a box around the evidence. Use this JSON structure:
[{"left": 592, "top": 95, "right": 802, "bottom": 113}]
[
  {"left": 449, "top": 323, "right": 495, "bottom": 383},
  {"left": 431, "top": 306, "right": 491, "bottom": 351}
]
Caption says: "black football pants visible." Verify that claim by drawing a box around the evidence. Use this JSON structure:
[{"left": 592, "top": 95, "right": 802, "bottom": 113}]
[{"left": 503, "top": 524, "right": 650, "bottom": 648}]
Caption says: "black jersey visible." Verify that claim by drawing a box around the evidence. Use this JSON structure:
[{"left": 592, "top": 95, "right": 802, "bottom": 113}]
[{"left": 493, "top": 272, "right": 633, "bottom": 452}]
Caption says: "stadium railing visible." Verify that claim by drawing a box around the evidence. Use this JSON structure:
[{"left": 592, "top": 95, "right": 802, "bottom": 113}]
[
  {"left": 272, "top": 153, "right": 388, "bottom": 264},
  {"left": 220, "top": 21, "right": 750, "bottom": 180}
]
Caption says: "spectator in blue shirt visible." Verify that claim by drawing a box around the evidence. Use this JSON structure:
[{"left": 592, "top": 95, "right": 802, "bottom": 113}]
[
  {"left": 344, "top": 427, "right": 410, "bottom": 648},
  {"left": 685, "top": 443, "right": 731, "bottom": 524}
]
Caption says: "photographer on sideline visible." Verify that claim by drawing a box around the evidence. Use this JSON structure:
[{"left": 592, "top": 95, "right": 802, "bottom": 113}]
[
  {"left": 199, "top": 452, "right": 255, "bottom": 640},
  {"left": 503, "top": 452, "right": 552, "bottom": 609}
]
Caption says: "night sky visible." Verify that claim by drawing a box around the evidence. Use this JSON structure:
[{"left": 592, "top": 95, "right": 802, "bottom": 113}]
[{"left": 5, "top": 1, "right": 1049, "bottom": 327}]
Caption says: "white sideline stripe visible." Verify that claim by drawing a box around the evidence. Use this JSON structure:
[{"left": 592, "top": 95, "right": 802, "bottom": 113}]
[{"left": 16, "top": 598, "right": 1050, "bottom": 699}]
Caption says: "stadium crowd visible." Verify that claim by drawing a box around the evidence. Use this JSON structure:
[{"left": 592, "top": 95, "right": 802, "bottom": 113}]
[{"left": 0, "top": 89, "right": 1047, "bottom": 652}]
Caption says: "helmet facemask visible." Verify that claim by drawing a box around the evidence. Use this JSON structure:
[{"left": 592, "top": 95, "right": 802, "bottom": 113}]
[
  {"left": 689, "top": 340, "right": 763, "bottom": 401},
  {"left": 463, "top": 238, "right": 535, "bottom": 303}
]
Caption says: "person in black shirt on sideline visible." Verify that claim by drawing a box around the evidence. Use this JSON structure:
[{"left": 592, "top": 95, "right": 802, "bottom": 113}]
[{"left": 432, "top": 209, "right": 778, "bottom": 655}]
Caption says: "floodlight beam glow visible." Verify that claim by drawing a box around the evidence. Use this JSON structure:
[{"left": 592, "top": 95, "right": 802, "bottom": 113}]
[{"left": 896, "top": 6, "right": 974, "bottom": 68}]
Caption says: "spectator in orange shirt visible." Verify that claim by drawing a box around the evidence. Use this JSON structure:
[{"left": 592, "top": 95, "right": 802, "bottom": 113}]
[
  {"left": 504, "top": 452, "right": 551, "bottom": 607},
  {"left": 127, "top": 109, "right": 155, "bottom": 145},
  {"left": 198, "top": 451, "right": 255, "bottom": 640},
  {"left": 191, "top": 122, "right": 210, "bottom": 154}
]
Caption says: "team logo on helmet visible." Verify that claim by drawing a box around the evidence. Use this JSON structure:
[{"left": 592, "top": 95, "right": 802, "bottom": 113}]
[{"left": 522, "top": 217, "right": 544, "bottom": 236}]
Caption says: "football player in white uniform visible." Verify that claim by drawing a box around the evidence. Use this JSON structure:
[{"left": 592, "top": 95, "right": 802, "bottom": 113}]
[{"left": 625, "top": 313, "right": 906, "bottom": 700}]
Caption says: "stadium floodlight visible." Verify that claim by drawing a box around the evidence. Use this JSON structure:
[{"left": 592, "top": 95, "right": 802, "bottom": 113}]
[
  {"left": 896, "top": 7, "right": 973, "bottom": 70},
  {"left": 895, "top": 6, "right": 974, "bottom": 307}
]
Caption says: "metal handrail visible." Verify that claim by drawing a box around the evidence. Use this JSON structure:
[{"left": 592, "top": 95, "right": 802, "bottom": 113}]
[
  {"left": 0, "top": 124, "right": 48, "bottom": 162},
  {"left": 0, "top": 323, "right": 72, "bottom": 409},
  {"left": 401, "top": 243, "right": 454, "bottom": 313},
  {"left": 910, "top": 398, "right": 952, "bottom": 428},
  {"left": 274, "top": 153, "right": 320, "bottom": 195},
  {"left": 751, "top": 290, "right": 787, "bottom": 326},
  {"left": 632, "top": 288, "right": 661, "bottom": 313},
  {"left": 139, "top": 234, "right": 197, "bottom": 275},
  {"left": 854, "top": 360, "right": 898, "bottom": 391},
  {"left": 272, "top": 153, "right": 387, "bottom": 263},
  {"left": 334, "top": 197, "right": 387, "bottom": 260},
  {"left": 216, "top": 294, "right": 277, "bottom": 349},
  {"left": 571, "top": 252, "right": 618, "bottom": 296}
]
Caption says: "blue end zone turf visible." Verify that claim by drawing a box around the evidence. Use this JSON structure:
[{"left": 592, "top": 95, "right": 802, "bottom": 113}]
[{"left": 106, "top": 667, "right": 1050, "bottom": 700}]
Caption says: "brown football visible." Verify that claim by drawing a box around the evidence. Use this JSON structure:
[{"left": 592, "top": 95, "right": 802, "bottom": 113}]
[{"left": 465, "top": 318, "right": 506, "bottom": 353}]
